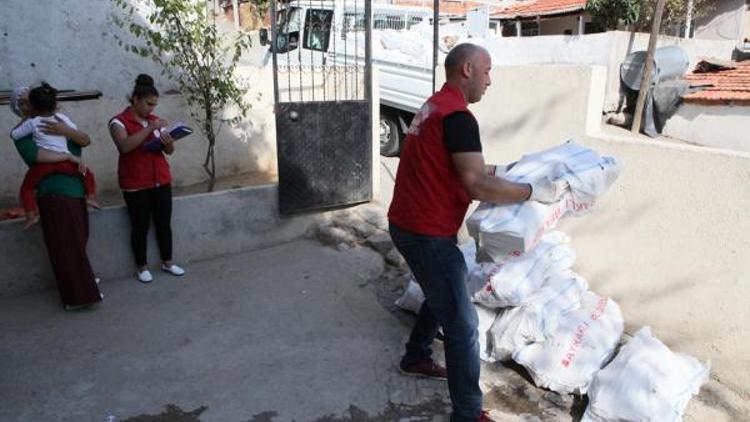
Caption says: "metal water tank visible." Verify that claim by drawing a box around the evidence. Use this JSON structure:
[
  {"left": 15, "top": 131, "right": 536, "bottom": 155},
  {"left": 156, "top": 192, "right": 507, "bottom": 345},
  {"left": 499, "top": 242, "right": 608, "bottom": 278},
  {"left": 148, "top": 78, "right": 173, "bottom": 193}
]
[{"left": 620, "top": 45, "right": 690, "bottom": 91}]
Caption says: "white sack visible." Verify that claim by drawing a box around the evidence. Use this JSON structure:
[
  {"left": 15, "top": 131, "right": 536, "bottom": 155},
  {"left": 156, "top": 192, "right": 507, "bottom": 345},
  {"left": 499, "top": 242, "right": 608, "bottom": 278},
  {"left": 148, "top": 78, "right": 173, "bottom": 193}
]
[
  {"left": 470, "top": 231, "right": 575, "bottom": 308},
  {"left": 487, "top": 270, "right": 588, "bottom": 361},
  {"left": 467, "top": 141, "right": 622, "bottom": 262},
  {"left": 513, "top": 291, "right": 624, "bottom": 394},
  {"left": 476, "top": 304, "right": 499, "bottom": 362},
  {"left": 394, "top": 279, "right": 425, "bottom": 314},
  {"left": 582, "top": 327, "right": 710, "bottom": 422}
]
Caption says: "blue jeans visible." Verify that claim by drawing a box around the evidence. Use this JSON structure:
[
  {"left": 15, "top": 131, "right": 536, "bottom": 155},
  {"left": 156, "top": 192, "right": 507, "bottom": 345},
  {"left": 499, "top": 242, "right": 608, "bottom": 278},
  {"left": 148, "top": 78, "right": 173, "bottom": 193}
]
[{"left": 389, "top": 223, "right": 482, "bottom": 422}]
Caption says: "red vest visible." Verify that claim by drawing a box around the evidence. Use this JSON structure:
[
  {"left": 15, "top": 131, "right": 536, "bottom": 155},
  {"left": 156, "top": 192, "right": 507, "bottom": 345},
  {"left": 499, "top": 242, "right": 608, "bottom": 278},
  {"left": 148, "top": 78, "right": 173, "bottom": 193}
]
[
  {"left": 111, "top": 108, "right": 172, "bottom": 190},
  {"left": 388, "top": 83, "right": 474, "bottom": 236}
]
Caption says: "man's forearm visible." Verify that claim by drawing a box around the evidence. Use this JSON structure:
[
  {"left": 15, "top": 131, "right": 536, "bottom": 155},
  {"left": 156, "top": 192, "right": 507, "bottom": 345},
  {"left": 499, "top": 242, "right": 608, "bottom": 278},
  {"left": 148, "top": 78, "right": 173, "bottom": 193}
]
[{"left": 469, "top": 174, "right": 531, "bottom": 204}]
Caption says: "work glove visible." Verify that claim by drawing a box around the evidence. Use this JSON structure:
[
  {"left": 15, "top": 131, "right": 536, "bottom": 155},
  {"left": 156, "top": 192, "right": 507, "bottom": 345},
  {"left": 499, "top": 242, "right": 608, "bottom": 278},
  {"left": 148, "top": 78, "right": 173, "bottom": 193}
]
[
  {"left": 493, "top": 161, "right": 517, "bottom": 177},
  {"left": 529, "top": 177, "right": 569, "bottom": 204}
]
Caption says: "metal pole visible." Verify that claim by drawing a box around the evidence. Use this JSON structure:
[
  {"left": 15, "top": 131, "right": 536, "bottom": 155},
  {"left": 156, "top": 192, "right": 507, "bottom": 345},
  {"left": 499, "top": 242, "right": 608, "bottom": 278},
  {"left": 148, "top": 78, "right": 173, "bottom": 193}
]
[
  {"left": 271, "top": 0, "right": 279, "bottom": 107},
  {"left": 232, "top": 0, "right": 240, "bottom": 30},
  {"left": 631, "top": 0, "right": 667, "bottom": 134},
  {"left": 432, "top": 0, "right": 439, "bottom": 94},
  {"left": 685, "top": 0, "right": 694, "bottom": 39},
  {"left": 366, "top": 0, "right": 372, "bottom": 104}
]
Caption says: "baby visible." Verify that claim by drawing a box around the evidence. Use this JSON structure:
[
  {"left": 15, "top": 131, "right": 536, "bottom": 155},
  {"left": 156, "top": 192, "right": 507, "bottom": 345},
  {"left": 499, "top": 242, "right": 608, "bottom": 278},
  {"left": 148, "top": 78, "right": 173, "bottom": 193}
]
[{"left": 9, "top": 83, "right": 99, "bottom": 229}]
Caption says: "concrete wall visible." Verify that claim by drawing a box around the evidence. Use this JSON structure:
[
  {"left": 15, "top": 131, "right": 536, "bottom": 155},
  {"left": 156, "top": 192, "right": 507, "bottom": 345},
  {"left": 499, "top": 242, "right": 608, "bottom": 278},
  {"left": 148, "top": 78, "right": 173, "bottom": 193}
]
[
  {"left": 0, "top": 0, "right": 278, "bottom": 202},
  {"left": 483, "top": 31, "right": 736, "bottom": 111},
  {"left": 380, "top": 65, "right": 750, "bottom": 399},
  {"left": 694, "top": 0, "right": 746, "bottom": 41},
  {"left": 663, "top": 103, "right": 750, "bottom": 152},
  {"left": 0, "top": 184, "right": 332, "bottom": 298}
]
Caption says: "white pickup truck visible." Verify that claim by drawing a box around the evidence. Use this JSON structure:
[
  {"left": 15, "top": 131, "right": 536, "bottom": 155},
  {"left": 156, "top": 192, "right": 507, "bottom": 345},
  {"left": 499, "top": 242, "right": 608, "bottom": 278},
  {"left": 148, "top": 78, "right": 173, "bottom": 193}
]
[{"left": 259, "top": 1, "right": 490, "bottom": 156}]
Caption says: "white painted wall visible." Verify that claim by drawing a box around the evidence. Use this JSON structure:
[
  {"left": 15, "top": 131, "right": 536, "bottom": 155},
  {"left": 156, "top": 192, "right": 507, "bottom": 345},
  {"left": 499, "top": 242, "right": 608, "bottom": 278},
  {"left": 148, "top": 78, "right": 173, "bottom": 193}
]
[
  {"left": 663, "top": 103, "right": 750, "bottom": 152},
  {"left": 380, "top": 65, "right": 750, "bottom": 401},
  {"left": 694, "top": 0, "right": 746, "bottom": 41},
  {"left": 0, "top": 0, "right": 278, "bottom": 201}
]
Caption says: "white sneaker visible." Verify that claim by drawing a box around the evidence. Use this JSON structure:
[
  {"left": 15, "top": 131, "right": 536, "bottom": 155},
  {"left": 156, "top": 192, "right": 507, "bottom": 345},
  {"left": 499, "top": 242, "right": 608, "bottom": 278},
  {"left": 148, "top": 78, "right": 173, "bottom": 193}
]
[
  {"left": 137, "top": 270, "right": 153, "bottom": 283},
  {"left": 161, "top": 264, "right": 186, "bottom": 276}
]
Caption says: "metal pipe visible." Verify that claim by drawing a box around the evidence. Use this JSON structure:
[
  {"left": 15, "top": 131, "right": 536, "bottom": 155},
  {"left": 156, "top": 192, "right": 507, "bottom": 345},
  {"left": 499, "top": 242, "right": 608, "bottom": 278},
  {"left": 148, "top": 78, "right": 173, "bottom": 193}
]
[
  {"left": 232, "top": 0, "right": 240, "bottom": 30},
  {"left": 432, "top": 0, "right": 439, "bottom": 94},
  {"left": 271, "top": 0, "right": 280, "bottom": 106}
]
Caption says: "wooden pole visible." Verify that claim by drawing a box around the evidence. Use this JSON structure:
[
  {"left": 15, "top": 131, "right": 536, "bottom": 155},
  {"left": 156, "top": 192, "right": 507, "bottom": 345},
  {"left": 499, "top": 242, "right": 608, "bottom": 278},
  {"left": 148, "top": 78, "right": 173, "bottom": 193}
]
[{"left": 631, "top": 0, "right": 667, "bottom": 134}]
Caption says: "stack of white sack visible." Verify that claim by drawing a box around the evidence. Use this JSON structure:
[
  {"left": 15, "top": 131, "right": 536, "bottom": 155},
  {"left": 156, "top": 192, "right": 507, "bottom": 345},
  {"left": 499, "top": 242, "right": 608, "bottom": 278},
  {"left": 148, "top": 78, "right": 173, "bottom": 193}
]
[
  {"left": 394, "top": 241, "right": 478, "bottom": 314},
  {"left": 582, "top": 327, "right": 710, "bottom": 422},
  {"left": 394, "top": 279, "right": 500, "bottom": 361},
  {"left": 467, "top": 141, "right": 622, "bottom": 262},
  {"left": 476, "top": 305, "right": 500, "bottom": 362},
  {"left": 470, "top": 231, "right": 576, "bottom": 308},
  {"left": 487, "top": 270, "right": 588, "bottom": 361},
  {"left": 513, "top": 291, "right": 624, "bottom": 394}
]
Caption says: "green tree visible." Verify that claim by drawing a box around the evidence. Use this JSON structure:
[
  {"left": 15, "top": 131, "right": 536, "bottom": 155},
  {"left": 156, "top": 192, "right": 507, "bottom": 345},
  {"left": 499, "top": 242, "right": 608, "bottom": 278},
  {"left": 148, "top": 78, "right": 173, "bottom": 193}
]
[
  {"left": 112, "top": 0, "right": 252, "bottom": 191},
  {"left": 587, "top": 0, "right": 715, "bottom": 32}
]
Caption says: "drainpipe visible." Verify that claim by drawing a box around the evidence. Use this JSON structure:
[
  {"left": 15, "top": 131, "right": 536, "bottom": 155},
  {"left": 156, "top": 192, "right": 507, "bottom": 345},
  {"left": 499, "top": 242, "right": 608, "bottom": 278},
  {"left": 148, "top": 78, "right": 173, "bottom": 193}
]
[
  {"left": 232, "top": 0, "right": 240, "bottom": 30},
  {"left": 577, "top": 15, "right": 584, "bottom": 35},
  {"left": 685, "top": 0, "right": 694, "bottom": 38},
  {"left": 516, "top": 19, "right": 522, "bottom": 37},
  {"left": 536, "top": 15, "right": 541, "bottom": 35}
]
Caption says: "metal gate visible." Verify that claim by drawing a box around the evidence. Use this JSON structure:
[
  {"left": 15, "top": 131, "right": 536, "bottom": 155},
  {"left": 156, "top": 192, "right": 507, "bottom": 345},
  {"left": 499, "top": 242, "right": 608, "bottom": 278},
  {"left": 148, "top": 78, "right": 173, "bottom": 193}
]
[{"left": 271, "top": 0, "right": 372, "bottom": 214}]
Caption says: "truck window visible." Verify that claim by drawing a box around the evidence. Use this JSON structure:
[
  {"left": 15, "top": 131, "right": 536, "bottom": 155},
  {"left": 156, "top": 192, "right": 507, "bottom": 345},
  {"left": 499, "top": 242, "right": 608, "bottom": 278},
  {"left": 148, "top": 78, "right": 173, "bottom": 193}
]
[
  {"left": 275, "top": 7, "right": 302, "bottom": 53},
  {"left": 303, "top": 8, "right": 334, "bottom": 52}
]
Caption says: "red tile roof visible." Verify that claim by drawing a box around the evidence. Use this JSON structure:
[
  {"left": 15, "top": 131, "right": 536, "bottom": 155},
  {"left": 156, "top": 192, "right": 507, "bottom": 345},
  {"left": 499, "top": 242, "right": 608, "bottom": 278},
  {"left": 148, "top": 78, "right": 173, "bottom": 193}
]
[
  {"left": 683, "top": 61, "right": 750, "bottom": 105},
  {"left": 388, "top": 0, "right": 495, "bottom": 16},
  {"left": 492, "top": 0, "right": 587, "bottom": 19}
]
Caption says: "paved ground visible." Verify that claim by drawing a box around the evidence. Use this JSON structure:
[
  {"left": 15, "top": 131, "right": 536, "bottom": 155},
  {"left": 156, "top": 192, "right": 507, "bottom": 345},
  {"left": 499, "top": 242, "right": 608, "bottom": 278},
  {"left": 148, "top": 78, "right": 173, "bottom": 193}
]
[
  {"left": 0, "top": 240, "right": 453, "bottom": 422},
  {"left": 0, "top": 231, "right": 745, "bottom": 421}
]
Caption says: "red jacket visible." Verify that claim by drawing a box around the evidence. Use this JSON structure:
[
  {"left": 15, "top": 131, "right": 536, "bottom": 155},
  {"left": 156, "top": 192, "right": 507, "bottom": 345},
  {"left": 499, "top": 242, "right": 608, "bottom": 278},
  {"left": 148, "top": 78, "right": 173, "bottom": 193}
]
[
  {"left": 111, "top": 107, "right": 172, "bottom": 190},
  {"left": 388, "top": 83, "right": 474, "bottom": 236}
]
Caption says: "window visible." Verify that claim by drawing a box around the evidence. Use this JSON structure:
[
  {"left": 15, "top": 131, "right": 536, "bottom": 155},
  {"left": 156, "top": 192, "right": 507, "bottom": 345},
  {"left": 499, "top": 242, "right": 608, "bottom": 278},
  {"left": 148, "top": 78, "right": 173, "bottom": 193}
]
[
  {"left": 303, "top": 8, "right": 334, "bottom": 52},
  {"left": 521, "top": 21, "right": 539, "bottom": 36},
  {"left": 274, "top": 7, "right": 302, "bottom": 53},
  {"left": 374, "top": 13, "right": 407, "bottom": 30}
]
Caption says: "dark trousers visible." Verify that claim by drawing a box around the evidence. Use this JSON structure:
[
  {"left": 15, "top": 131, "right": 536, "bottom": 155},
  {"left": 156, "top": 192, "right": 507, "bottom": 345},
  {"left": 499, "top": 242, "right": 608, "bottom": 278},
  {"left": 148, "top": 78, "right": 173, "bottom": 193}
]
[
  {"left": 389, "top": 223, "right": 482, "bottom": 422},
  {"left": 122, "top": 185, "right": 173, "bottom": 267},
  {"left": 38, "top": 194, "right": 101, "bottom": 306}
]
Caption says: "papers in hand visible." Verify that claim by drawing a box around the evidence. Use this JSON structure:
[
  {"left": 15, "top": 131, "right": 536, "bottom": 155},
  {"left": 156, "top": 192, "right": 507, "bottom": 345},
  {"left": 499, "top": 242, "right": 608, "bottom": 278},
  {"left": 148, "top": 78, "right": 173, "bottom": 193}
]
[{"left": 166, "top": 122, "right": 193, "bottom": 140}]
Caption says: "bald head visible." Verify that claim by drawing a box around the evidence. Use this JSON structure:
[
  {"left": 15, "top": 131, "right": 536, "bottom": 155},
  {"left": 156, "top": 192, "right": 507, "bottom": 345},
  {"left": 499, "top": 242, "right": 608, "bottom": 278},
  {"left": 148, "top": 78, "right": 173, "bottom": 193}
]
[
  {"left": 444, "top": 43, "right": 492, "bottom": 103},
  {"left": 444, "top": 43, "right": 487, "bottom": 77}
]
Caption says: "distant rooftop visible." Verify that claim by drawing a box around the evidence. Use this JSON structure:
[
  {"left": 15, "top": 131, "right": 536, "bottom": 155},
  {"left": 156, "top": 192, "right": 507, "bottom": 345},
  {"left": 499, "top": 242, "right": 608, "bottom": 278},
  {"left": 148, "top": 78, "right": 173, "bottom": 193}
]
[
  {"left": 683, "top": 61, "right": 750, "bottom": 105},
  {"left": 492, "top": 0, "right": 587, "bottom": 19}
]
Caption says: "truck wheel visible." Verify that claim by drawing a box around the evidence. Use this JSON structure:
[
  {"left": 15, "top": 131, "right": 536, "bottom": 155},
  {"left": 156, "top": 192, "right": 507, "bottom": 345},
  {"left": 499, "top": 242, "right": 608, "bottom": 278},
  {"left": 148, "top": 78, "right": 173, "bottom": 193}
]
[{"left": 379, "top": 113, "right": 401, "bottom": 157}]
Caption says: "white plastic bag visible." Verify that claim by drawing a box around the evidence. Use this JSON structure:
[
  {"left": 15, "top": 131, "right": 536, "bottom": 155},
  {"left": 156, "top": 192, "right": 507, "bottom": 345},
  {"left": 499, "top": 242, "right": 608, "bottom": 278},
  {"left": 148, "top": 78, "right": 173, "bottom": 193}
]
[
  {"left": 470, "top": 231, "right": 575, "bottom": 308},
  {"left": 394, "top": 279, "right": 425, "bottom": 314},
  {"left": 513, "top": 291, "right": 624, "bottom": 394},
  {"left": 476, "top": 304, "right": 499, "bottom": 362},
  {"left": 487, "top": 270, "right": 588, "bottom": 361},
  {"left": 467, "top": 141, "right": 622, "bottom": 262},
  {"left": 582, "top": 327, "right": 710, "bottom": 422}
]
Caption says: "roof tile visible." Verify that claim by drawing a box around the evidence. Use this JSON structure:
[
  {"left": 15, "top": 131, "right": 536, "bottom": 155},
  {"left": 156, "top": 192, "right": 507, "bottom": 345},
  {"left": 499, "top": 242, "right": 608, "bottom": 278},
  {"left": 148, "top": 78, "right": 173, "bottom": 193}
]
[
  {"left": 683, "top": 61, "right": 750, "bottom": 105},
  {"left": 492, "top": 0, "right": 587, "bottom": 19}
]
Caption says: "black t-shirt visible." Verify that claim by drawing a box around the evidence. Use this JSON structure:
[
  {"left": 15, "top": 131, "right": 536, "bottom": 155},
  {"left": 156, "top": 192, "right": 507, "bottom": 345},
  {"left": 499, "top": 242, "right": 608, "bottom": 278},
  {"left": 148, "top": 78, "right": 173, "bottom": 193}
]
[{"left": 443, "top": 111, "right": 482, "bottom": 153}]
